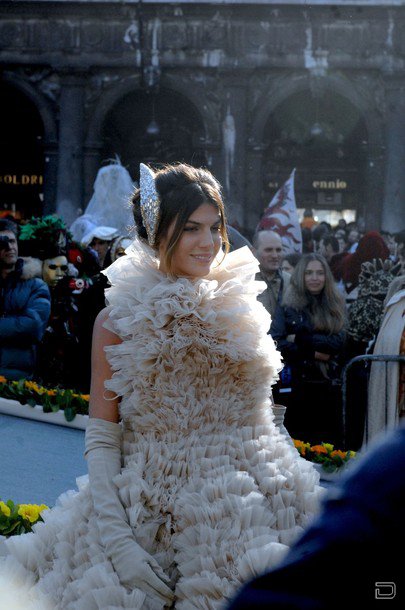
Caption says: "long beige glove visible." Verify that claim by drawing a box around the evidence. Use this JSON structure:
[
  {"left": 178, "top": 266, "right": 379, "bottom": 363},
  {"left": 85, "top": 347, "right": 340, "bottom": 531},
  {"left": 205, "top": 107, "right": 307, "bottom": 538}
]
[{"left": 85, "top": 418, "right": 174, "bottom": 604}]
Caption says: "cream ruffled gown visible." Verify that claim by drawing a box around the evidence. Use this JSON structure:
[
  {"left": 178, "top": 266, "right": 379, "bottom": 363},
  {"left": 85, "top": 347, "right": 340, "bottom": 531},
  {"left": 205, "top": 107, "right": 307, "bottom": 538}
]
[{"left": 1, "top": 241, "right": 322, "bottom": 610}]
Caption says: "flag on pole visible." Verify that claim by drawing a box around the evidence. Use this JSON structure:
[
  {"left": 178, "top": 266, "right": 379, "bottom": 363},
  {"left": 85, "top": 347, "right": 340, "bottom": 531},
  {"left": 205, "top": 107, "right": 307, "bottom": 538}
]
[{"left": 256, "top": 168, "right": 302, "bottom": 253}]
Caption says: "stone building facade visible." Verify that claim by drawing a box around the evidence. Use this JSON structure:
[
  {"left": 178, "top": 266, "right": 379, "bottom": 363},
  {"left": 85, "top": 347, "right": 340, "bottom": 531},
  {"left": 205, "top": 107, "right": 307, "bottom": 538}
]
[{"left": 1, "top": 0, "right": 404, "bottom": 235}]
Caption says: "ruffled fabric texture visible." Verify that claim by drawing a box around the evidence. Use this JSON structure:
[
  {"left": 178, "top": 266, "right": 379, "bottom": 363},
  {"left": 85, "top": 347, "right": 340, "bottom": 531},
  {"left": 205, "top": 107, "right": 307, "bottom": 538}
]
[
  {"left": 1, "top": 239, "right": 322, "bottom": 609},
  {"left": 103, "top": 241, "right": 282, "bottom": 434}
]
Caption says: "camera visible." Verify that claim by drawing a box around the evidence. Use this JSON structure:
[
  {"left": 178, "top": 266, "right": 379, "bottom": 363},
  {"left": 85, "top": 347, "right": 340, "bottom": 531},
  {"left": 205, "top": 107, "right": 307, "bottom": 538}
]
[{"left": 0, "top": 235, "right": 11, "bottom": 251}]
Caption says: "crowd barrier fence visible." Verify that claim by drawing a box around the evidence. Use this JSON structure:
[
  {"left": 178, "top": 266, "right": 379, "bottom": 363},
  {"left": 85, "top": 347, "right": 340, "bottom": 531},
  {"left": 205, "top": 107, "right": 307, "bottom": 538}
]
[{"left": 341, "top": 354, "right": 405, "bottom": 448}]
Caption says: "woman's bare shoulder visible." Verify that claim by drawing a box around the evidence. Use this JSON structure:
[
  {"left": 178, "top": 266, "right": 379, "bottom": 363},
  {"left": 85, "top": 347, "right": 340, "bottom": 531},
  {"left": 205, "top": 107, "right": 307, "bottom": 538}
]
[
  {"left": 90, "top": 306, "right": 121, "bottom": 421},
  {"left": 93, "top": 306, "right": 122, "bottom": 346}
]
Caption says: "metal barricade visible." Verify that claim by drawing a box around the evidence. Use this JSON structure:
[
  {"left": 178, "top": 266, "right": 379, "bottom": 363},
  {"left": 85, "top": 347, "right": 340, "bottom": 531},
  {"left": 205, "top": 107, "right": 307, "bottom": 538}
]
[{"left": 341, "top": 354, "right": 405, "bottom": 448}]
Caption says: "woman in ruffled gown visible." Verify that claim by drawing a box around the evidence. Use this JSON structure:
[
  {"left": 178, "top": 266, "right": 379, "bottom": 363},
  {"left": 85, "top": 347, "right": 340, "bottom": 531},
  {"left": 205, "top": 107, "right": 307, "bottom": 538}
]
[{"left": 1, "top": 163, "right": 321, "bottom": 609}]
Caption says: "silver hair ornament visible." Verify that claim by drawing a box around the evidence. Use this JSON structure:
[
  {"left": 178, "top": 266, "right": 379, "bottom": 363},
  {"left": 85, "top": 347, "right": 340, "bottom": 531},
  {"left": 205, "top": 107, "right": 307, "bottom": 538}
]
[{"left": 139, "top": 163, "right": 161, "bottom": 246}]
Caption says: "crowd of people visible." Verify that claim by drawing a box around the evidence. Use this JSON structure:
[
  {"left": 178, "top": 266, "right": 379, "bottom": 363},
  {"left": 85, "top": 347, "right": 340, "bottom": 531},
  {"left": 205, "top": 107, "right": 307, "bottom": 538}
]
[
  {"left": 0, "top": 215, "right": 131, "bottom": 393},
  {"left": 1, "top": 198, "right": 404, "bottom": 449},
  {"left": 1, "top": 164, "right": 404, "bottom": 609},
  {"left": 253, "top": 213, "right": 405, "bottom": 450}
]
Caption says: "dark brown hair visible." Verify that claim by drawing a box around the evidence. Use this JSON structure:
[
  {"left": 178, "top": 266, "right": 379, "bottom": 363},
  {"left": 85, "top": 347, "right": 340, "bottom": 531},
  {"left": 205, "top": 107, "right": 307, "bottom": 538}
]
[
  {"left": 0, "top": 218, "right": 18, "bottom": 236},
  {"left": 131, "top": 163, "right": 229, "bottom": 272}
]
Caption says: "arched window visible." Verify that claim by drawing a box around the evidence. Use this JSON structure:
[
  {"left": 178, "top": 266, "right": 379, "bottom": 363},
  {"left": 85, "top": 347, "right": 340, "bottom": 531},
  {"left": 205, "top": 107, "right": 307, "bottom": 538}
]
[
  {"left": 263, "top": 89, "right": 368, "bottom": 226},
  {"left": 101, "top": 88, "right": 206, "bottom": 177},
  {"left": 0, "top": 82, "right": 45, "bottom": 219}
]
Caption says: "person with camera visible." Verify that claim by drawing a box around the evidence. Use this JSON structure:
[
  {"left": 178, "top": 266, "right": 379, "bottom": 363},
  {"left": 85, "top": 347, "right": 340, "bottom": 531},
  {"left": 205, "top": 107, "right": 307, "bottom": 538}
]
[{"left": 0, "top": 218, "right": 51, "bottom": 380}]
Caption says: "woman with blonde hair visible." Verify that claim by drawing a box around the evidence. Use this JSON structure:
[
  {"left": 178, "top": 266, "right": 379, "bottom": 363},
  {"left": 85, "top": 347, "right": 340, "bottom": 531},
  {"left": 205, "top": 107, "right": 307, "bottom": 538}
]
[{"left": 271, "top": 253, "right": 346, "bottom": 445}]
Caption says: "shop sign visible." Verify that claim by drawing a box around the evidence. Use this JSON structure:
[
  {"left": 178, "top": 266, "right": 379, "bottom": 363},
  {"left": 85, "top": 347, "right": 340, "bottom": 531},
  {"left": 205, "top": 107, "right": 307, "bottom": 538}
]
[
  {"left": 312, "top": 179, "right": 347, "bottom": 190},
  {"left": 0, "top": 174, "right": 43, "bottom": 186}
]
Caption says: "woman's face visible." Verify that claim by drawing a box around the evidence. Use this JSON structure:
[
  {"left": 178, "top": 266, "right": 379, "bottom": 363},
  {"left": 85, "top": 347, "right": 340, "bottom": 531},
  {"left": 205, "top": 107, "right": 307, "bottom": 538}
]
[
  {"left": 159, "top": 203, "right": 222, "bottom": 278},
  {"left": 281, "top": 259, "right": 294, "bottom": 274},
  {"left": 337, "top": 236, "right": 348, "bottom": 252},
  {"left": 90, "top": 237, "right": 110, "bottom": 265},
  {"left": 304, "top": 260, "right": 326, "bottom": 295}
]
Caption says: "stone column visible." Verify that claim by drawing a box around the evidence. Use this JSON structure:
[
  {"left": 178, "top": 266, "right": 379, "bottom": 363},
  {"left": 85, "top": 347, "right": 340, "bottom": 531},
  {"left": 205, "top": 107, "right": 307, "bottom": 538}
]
[
  {"left": 83, "top": 141, "right": 103, "bottom": 211},
  {"left": 364, "top": 148, "right": 385, "bottom": 231},
  {"left": 205, "top": 143, "right": 224, "bottom": 188},
  {"left": 42, "top": 141, "right": 58, "bottom": 216},
  {"left": 221, "top": 84, "right": 248, "bottom": 227},
  {"left": 245, "top": 141, "right": 266, "bottom": 236},
  {"left": 56, "top": 73, "right": 86, "bottom": 227},
  {"left": 382, "top": 79, "right": 405, "bottom": 232}
]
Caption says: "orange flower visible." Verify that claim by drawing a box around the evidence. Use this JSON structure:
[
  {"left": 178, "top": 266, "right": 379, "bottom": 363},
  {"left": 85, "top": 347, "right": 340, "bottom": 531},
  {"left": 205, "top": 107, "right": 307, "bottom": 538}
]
[
  {"left": 310, "top": 445, "right": 328, "bottom": 454},
  {"left": 293, "top": 439, "right": 310, "bottom": 456},
  {"left": 331, "top": 450, "right": 347, "bottom": 459}
]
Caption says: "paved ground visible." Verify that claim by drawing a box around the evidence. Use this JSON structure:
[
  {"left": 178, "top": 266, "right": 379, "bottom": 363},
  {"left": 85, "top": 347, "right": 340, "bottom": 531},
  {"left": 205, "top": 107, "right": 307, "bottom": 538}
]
[
  {"left": 0, "top": 412, "right": 335, "bottom": 509},
  {"left": 0, "top": 413, "right": 86, "bottom": 506}
]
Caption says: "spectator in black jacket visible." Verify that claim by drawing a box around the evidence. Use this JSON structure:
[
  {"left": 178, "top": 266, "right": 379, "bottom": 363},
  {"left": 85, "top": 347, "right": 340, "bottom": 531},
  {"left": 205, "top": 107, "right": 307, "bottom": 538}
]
[
  {"left": 0, "top": 219, "right": 51, "bottom": 380},
  {"left": 319, "top": 234, "right": 350, "bottom": 287},
  {"left": 271, "top": 253, "right": 346, "bottom": 445}
]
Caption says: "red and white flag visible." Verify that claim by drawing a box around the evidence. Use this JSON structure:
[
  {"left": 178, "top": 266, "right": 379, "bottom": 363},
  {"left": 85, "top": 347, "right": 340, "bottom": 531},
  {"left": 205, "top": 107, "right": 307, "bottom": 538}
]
[{"left": 256, "top": 168, "right": 302, "bottom": 253}]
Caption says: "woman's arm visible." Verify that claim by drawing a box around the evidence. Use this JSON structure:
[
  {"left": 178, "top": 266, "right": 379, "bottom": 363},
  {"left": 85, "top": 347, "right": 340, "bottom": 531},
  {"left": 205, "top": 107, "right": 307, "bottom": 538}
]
[
  {"left": 89, "top": 307, "right": 122, "bottom": 422},
  {"left": 85, "top": 307, "right": 174, "bottom": 602},
  {"left": 311, "top": 329, "right": 346, "bottom": 356},
  {"left": 270, "top": 306, "right": 300, "bottom": 360}
]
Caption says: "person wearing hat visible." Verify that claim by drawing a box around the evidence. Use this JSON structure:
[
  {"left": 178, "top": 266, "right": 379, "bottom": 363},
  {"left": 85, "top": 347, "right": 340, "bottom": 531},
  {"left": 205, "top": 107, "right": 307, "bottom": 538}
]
[
  {"left": 81, "top": 226, "right": 120, "bottom": 269},
  {"left": 18, "top": 215, "right": 82, "bottom": 389}
]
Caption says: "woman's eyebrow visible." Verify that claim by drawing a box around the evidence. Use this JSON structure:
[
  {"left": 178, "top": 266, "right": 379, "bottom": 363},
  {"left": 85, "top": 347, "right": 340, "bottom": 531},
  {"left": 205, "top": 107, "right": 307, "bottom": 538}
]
[{"left": 185, "top": 220, "right": 221, "bottom": 226}]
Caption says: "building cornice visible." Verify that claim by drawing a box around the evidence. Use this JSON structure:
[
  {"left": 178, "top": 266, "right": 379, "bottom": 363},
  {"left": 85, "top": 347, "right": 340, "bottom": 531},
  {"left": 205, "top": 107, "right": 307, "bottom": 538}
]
[{"left": 5, "top": 0, "right": 405, "bottom": 6}]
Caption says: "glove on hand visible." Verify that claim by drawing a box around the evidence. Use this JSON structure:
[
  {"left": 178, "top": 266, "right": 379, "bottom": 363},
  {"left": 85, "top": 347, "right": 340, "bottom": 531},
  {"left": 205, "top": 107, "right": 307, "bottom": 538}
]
[{"left": 85, "top": 418, "right": 174, "bottom": 604}]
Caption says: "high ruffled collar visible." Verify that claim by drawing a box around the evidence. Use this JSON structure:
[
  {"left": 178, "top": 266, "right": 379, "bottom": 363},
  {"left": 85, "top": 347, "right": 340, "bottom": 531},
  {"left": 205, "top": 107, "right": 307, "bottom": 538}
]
[{"left": 102, "top": 236, "right": 261, "bottom": 294}]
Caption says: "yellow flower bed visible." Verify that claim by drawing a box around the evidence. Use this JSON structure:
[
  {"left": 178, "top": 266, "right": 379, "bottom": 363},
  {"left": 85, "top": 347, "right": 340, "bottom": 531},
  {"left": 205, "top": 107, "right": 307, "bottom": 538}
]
[
  {"left": 0, "top": 500, "right": 49, "bottom": 536},
  {"left": 0, "top": 376, "right": 89, "bottom": 422},
  {"left": 294, "top": 439, "right": 356, "bottom": 472}
]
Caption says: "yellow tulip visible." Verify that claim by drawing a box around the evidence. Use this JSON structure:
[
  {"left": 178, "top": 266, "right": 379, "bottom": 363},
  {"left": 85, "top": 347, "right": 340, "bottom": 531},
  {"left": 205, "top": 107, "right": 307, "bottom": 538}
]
[
  {"left": 18, "top": 504, "right": 40, "bottom": 523},
  {"left": 0, "top": 501, "right": 11, "bottom": 517}
]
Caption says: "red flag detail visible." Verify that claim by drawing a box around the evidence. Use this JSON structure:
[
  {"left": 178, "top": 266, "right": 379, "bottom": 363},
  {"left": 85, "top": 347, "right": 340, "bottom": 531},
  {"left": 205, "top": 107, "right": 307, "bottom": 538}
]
[{"left": 256, "top": 169, "right": 302, "bottom": 253}]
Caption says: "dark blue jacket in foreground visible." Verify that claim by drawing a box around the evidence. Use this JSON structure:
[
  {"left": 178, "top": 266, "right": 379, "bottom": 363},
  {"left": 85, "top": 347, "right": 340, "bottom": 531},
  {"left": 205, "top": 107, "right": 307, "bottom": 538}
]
[
  {"left": 228, "top": 425, "right": 405, "bottom": 609},
  {"left": 0, "top": 258, "right": 51, "bottom": 380}
]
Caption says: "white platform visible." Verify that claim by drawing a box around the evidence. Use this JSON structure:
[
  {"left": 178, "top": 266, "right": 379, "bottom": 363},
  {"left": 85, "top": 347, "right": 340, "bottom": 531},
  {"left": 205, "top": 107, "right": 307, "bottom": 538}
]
[{"left": 0, "top": 397, "right": 88, "bottom": 430}]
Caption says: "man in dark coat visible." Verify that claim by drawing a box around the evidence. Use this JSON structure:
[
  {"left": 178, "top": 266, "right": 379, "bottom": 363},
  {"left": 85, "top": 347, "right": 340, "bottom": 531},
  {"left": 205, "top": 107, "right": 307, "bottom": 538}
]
[
  {"left": 0, "top": 219, "right": 51, "bottom": 380},
  {"left": 319, "top": 234, "right": 350, "bottom": 283}
]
